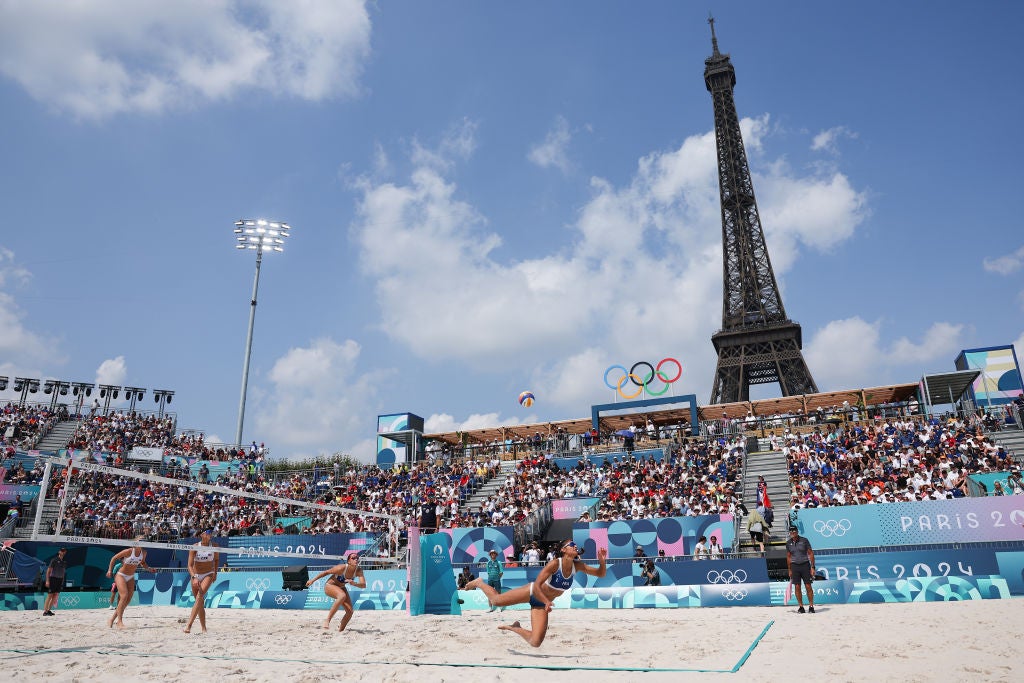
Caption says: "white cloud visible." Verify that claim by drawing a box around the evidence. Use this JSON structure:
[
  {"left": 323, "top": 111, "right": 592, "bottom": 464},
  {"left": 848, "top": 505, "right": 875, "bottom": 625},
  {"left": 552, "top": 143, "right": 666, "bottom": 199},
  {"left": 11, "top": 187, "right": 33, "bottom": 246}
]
[
  {"left": 96, "top": 356, "right": 128, "bottom": 386},
  {"left": 527, "top": 116, "right": 572, "bottom": 173},
  {"left": 0, "top": 249, "right": 64, "bottom": 371},
  {"left": 251, "top": 337, "right": 385, "bottom": 457},
  {"left": 983, "top": 245, "right": 1024, "bottom": 275},
  {"left": 352, "top": 117, "right": 870, "bottom": 411},
  {"left": 0, "top": 0, "right": 372, "bottom": 119},
  {"left": 811, "top": 126, "right": 857, "bottom": 154},
  {"left": 804, "top": 317, "right": 965, "bottom": 389}
]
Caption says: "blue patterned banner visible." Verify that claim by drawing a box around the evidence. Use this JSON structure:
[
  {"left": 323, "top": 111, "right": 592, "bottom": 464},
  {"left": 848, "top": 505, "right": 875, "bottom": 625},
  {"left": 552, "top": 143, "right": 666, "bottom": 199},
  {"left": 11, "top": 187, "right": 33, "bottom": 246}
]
[
  {"left": 223, "top": 533, "right": 378, "bottom": 567},
  {"left": 815, "top": 548, "right": 1001, "bottom": 582},
  {"left": 439, "top": 525, "right": 515, "bottom": 565},
  {"left": 794, "top": 498, "right": 1024, "bottom": 549},
  {"left": 573, "top": 515, "right": 735, "bottom": 558}
]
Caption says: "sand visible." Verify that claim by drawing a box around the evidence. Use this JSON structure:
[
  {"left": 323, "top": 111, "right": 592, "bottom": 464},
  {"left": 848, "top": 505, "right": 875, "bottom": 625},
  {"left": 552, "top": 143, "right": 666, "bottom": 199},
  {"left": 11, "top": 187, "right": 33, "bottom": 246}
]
[{"left": 1, "top": 601, "right": 1022, "bottom": 682}]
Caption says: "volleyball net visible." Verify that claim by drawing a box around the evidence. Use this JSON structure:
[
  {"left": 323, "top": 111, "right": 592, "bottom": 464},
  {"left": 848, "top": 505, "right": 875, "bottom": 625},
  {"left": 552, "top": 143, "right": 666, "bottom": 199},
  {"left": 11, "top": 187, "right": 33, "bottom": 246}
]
[{"left": 25, "top": 457, "right": 403, "bottom": 566}]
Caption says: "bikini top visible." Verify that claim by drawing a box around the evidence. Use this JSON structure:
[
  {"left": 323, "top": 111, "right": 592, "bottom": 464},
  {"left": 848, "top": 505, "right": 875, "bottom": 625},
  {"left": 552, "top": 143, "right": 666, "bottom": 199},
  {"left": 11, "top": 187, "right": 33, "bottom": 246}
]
[
  {"left": 122, "top": 547, "right": 144, "bottom": 566},
  {"left": 331, "top": 566, "right": 357, "bottom": 585},
  {"left": 544, "top": 559, "right": 576, "bottom": 592},
  {"left": 194, "top": 544, "right": 215, "bottom": 563}
]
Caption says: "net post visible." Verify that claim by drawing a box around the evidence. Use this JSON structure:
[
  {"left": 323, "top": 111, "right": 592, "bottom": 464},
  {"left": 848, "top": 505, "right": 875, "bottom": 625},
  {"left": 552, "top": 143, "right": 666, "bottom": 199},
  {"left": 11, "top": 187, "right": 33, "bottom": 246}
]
[
  {"left": 54, "top": 456, "right": 74, "bottom": 535},
  {"left": 31, "top": 461, "right": 53, "bottom": 539}
]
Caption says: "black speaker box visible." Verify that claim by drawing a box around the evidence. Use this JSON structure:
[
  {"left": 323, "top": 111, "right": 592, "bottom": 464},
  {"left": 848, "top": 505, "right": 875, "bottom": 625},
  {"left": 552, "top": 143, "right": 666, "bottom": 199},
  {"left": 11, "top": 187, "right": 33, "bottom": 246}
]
[{"left": 281, "top": 564, "right": 308, "bottom": 591}]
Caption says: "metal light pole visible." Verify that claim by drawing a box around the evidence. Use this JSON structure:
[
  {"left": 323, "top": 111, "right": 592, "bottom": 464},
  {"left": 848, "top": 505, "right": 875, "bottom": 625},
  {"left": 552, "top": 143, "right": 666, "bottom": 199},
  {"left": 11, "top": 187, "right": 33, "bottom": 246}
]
[{"left": 234, "top": 219, "right": 290, "bottom": 447}]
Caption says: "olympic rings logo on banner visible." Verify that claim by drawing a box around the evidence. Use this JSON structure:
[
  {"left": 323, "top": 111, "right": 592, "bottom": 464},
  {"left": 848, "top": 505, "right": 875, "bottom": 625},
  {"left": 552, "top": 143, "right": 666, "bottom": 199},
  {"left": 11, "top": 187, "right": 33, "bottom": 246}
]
[
  {"left": 707, "top": 569, "right": 748, "bottom": 584},
  {"left": 813, "top": 519, "right": 852, "bottom": 537},
  {"left": 245, "top": 578, "right": 272, "bottom": 591},
  {"left": 274, "top": 594, "right": 292, "bottom": 605},
  {"left": 603, "top": 358, "right": 683, "bottom": 399},
  {"left": 721, "top": 588, "right": 749, "bottom": 601},
  {"left": 61, "top": 596, "right": 81, "bottom": 607}
]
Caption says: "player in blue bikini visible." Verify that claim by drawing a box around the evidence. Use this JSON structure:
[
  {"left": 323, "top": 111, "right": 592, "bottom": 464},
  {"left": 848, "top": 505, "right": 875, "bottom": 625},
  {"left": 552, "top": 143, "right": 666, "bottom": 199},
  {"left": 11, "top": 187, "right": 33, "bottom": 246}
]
[
  {"left": 307, "top": 552, "right": 366, "bottom": 631},
  {"left": 468, "top": 540, "right": 607, "bottom": 647}
]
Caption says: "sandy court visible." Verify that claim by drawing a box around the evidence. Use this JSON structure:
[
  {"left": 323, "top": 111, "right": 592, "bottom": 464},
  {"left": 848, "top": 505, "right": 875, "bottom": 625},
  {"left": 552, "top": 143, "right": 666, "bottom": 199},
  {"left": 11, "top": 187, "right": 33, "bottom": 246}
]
[{"left": 1, "top": 600, "right": 1022, "bottom": 682}]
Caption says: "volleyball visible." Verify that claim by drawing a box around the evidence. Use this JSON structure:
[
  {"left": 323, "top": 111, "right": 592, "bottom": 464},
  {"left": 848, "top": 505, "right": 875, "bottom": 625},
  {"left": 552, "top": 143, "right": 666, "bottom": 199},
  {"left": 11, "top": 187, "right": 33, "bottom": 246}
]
[{"left": 518, "top": 391, "right": 535, "bottom": 408}]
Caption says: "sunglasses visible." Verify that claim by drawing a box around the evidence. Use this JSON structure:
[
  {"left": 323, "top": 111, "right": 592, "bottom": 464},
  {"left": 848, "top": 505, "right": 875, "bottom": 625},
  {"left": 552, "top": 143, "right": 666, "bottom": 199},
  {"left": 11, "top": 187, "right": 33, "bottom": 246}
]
[{"left": 562, "top": 541, "right": 578, "bottom": 550}]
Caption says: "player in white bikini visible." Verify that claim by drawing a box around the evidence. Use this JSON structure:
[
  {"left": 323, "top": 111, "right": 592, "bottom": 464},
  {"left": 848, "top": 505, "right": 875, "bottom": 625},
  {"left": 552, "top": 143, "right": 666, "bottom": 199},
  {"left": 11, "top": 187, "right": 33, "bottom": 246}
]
[
  {"left": 306, "top": 553, "right": 366, "bottom": 631},
  {"left": 184, "top": 530, "right": 219, "bottom": 633},
  {"left": 105, "top": 539, "right": 151, "bottom": 629},
  {"left": 468, "top": 540, "right": 607, "bottom": 647}
]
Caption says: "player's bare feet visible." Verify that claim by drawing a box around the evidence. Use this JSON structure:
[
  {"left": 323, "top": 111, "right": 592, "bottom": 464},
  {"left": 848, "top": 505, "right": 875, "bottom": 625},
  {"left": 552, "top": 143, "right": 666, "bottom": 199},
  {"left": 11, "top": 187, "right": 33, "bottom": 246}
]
[
  {"left": 322, "top": 620, "right": 331, "bottom": 630},
  {"left": 497, "top": 620, "right": 521, "bottom": 632}
]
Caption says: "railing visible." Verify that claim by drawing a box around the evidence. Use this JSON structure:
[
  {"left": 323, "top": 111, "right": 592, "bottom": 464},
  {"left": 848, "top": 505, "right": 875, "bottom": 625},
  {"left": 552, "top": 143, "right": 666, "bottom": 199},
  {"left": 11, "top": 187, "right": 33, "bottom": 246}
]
[
  {"left": 0, "top": 514, "right": 18, "bottom": 539},
  {"left": 512, "top": 503, "right": 551, "bottom": 549}
]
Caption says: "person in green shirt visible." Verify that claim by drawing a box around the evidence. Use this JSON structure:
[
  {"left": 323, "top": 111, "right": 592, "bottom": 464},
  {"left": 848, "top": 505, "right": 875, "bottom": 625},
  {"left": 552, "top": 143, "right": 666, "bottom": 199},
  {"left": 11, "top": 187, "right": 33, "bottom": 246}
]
[{"left": 485, "top": 549, "right": 504, "bottom": 613}]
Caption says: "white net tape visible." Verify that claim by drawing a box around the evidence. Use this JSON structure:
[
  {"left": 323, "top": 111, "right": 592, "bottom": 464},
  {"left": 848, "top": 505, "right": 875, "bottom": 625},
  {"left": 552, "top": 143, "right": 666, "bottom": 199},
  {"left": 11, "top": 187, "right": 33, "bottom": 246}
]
[{"left": 29, "top": 457, "right": 402, "bottom": 564}]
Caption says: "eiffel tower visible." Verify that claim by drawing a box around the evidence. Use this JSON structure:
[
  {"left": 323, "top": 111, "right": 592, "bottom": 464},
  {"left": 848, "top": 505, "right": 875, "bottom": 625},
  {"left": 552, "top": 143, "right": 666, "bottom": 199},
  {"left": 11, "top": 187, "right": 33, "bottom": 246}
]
[{"left": 704, "top": 18, "right": 818, "bottom": 403}]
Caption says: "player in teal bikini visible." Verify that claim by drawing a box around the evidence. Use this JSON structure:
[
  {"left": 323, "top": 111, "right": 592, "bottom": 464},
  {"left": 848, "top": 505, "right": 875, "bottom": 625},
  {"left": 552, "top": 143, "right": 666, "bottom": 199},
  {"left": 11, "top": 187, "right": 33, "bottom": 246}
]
[{"left": 468, "top": 540, "right": 607, "bottom": 647}]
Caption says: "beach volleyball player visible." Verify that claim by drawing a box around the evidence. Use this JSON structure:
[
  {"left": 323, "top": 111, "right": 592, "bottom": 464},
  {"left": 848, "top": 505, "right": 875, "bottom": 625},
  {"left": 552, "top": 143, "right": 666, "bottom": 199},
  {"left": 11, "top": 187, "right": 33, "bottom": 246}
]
[
  {"left": 184, "top": 530, "right": 219, "bottom": 633},
  {"left": 105, "top": 539, "right": 151, "bottom": 629},
  {"left": 307, "top": 553, "right": 366, "bottom": 631},
  {"left": 468, "top": 540, "right": 607, "bottom": 647}
]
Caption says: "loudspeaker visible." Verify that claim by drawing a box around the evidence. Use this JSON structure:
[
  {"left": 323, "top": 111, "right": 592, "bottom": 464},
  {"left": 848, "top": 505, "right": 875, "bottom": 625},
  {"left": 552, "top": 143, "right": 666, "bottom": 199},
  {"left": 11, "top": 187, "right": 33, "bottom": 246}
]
[
  {"left": 281, "top": 564, "right": 308, "bottom": 591},
  {"left": 764, "top": 547, "right": 790, "bottom": 581},
  {"left": 745, "top": 435, "right": 760, "bottom": 454}
]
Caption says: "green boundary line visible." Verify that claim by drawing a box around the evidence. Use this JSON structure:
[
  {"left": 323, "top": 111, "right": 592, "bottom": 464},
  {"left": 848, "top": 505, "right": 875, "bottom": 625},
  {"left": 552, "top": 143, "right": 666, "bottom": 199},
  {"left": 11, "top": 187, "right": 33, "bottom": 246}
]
[{"left": 0, "top": 623, "right": 774, "bottom": 673}]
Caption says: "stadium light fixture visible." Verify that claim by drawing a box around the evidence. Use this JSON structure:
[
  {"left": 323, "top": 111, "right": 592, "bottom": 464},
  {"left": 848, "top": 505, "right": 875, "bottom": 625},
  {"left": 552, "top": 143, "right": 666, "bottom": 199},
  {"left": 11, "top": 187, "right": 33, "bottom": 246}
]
[
  {"left": 233, "top": 218, "right": 291, "bottom": 446},
  {"left": 123, "top": 386, "right": 146, "bottom": 412},
  {"left": 0, "top": 376, "right": 7, "bottom": 391},
  {"left": 98, "top": 384, "right": 121, "bottom": 415},
  {"left": 70, "top": 382, "right": 95, "bottom": 416},
  {"left": 43, "top": 380, "right": 71, "bottom": 411},
  {"left": 153, "top": 389, "right": 175, "bottom": 418},
  {"left": 13, "top": 377, "right": 40, "bottom": 407}
]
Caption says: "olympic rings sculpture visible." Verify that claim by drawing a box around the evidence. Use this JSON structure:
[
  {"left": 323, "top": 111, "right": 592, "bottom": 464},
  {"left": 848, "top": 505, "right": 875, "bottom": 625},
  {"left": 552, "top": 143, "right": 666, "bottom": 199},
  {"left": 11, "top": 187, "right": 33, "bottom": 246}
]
[{"left": 603, "top": 358, "right": 683, "bottom": 399}]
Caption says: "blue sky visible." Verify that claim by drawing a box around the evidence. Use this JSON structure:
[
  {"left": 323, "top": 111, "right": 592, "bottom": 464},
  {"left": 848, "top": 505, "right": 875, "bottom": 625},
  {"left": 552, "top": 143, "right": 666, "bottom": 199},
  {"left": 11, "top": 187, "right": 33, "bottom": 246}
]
[{"left": 1, "top": 1, "right": 1022, "bottom": 462}]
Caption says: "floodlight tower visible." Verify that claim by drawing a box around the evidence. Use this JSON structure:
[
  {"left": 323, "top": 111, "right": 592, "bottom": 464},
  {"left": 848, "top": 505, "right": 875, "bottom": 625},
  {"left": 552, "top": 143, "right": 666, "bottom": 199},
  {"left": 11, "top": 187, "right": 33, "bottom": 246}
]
[{"left": 233, "top": 219, "right": 290, "bottom": 447}]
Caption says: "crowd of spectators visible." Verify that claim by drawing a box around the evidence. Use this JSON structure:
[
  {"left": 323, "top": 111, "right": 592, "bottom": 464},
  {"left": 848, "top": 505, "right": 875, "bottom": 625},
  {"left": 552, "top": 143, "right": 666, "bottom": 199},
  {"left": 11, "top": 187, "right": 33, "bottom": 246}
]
[
  {"left": 5, "top": 396, "right": 1021, "bottom": 559},
  {"left": 1, "top": 403, "right": 63, "bottom": 452},
  {"left": 464, "top": 436, "right": 746, "bottom": 529},
  {"left": 784, "top": 412, "right": 1021, "bottom": 517},
  {"left": 65, "top": 411, "right": 175, "bottom": 456}
]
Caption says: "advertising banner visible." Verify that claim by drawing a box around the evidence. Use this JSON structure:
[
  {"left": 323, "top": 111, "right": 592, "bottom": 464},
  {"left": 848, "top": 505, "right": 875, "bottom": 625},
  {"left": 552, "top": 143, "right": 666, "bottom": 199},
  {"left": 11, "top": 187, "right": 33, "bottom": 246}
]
[
  {"left": 551, "top": 497, "right": 602, "bottom": 520},
  {"left": 0, "top": 484, "right": 40, "bottom": 503},
  {"left": 223, "top": 533, "right": 377, "bottom": 567},
  {"left": 794, "top": 497, "right": 1024, "bottom": 549},
  {"left": 129, "top": 446, "right": 164, "bottom": 462},
  {"left": 814, "top": 548, "right": 1002, "bottom": 582},
  {"left": 439, "top": 525, "right": 514, "bottom": 565},
  {"left": 573, "top": 514, "right": 735, "bottom": 559}
]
